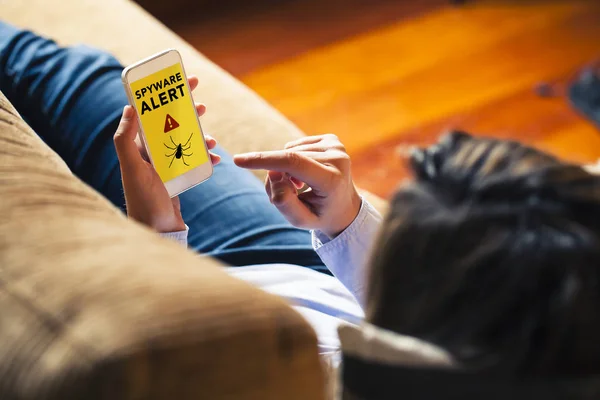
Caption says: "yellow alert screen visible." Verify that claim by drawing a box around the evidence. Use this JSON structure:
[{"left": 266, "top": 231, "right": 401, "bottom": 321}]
[{"left": 129, "top": 63, "right": 207, "bottom": 183}]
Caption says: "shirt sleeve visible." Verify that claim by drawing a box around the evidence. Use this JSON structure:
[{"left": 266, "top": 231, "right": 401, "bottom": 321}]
[
  {"left": 159, "top": 225, "right": 189, "bottom": 247},
  {"left": 312, "top": 199, "right": 383, "bottom": 308}
]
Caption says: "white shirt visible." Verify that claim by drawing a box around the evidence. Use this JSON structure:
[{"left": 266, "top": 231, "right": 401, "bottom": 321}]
[{"left": 162, "top": 200, "right": 382, "bottom": 355}]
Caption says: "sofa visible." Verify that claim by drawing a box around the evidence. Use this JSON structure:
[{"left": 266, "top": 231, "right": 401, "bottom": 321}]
[{"left": 1, "top": 0, "right": 385, "bottom": 398}]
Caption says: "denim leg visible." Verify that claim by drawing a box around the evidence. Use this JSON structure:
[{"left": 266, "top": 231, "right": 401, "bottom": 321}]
[
  {"left": 0, "top": 21, "right": 328, "bottom": 273},
  {"left": 0, "top": 23, "right": 127, "bottom": 208}
]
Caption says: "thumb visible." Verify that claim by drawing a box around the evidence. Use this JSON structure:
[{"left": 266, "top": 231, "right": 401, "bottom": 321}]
[
  {"left": 114, "top": 106, "right": 144, "bottom": 169},
  {"left": 268, "top": 171, "right": 317, "bottom": 228}
]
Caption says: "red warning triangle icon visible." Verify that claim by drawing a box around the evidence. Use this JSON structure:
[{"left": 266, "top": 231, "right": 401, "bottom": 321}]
[{"left": 164, "top": 114, "right": 180, "bottom": 133}]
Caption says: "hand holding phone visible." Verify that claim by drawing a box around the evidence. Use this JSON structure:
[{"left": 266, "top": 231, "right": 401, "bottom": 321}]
[
  {"left": 113, "top": 99, "right": 219, "bottom": 233},
  {"left": 122, "top": 49, "right": 213, "bottom": 197}
]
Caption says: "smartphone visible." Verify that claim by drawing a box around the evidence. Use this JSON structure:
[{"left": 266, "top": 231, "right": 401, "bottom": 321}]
[{"left": 121, "top": 49, "right": 213, "bottom": 197}]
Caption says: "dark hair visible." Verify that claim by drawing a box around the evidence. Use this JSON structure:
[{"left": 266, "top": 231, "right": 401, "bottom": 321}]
[{"left": 366, "top": 131, "right": 600, "bottom": 377}]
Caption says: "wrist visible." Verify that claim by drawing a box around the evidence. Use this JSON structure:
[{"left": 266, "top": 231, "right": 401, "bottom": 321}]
[
  {"left": 152, "top": 219, "right": 186, "bottom": 233},
  {"left": 130, "top": 213, "right": 186, "bottom": 234},
  {"left": 322, "top": 189, "right": 362, "bottom": 238}
]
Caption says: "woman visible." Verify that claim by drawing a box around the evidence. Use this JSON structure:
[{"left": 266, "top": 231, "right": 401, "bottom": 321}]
[{"left": 4, "top": 22, "right": 600, "bottom": 395}]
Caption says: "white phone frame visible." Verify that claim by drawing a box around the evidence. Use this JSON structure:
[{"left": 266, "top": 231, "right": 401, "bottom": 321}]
[{"left": 121, "top": 49, "right": 213, "bottom": 197}]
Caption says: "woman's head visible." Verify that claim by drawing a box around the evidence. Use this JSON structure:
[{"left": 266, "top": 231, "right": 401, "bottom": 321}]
[{"left": 367, "top": 132, "right": 600, "bottom": 377}]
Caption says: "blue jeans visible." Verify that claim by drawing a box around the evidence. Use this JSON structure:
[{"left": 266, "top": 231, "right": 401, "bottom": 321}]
[{"left": 0, "top": 22, "right": 328, "bottom": 273}]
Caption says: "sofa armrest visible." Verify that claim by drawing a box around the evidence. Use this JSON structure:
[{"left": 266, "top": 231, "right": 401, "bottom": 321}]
[{"left": 0, "top": 92, "right": 325, "bottom": 399}]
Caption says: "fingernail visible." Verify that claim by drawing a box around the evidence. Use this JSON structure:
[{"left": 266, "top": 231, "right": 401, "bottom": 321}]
[
  {"left": 123, "top": 106, "right": 133, "bottom": 118},
  {"left": 269, "top": 171, "right": 284, "bottom": 182}
]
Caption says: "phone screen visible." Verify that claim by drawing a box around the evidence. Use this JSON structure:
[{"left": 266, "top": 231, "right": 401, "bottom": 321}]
[{"left": 129, "top": 62, "right": 208, "bottom": 183}]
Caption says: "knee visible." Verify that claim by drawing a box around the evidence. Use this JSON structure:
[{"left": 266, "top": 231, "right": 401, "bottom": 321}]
[{"left": 64, "top": 45, "right": 123, "bottom": 72}]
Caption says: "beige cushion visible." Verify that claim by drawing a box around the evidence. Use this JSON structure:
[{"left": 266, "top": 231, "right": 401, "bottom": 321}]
[
  {"left": 2, "top": 0, "right": 387, "bottom": 214},
  {"left": 0, "top": 91, "right": 325, "bottom": 398}
]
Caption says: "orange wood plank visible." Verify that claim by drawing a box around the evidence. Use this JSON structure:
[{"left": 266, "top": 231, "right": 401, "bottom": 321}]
[
  {"left": 158, "top": 0, "right": 600, "bottom": 199},
  {"left": 238, "top": 0, "right": 600, "bottom": 198},
  {"left": 242, "top": 0, "right": 600, "bottom": 153},
  {"left": 242, "top": 1, "right": 585, "bottom": 110},
  {"left": 167, "top": 0, "right": 446, "bottom": 76}
]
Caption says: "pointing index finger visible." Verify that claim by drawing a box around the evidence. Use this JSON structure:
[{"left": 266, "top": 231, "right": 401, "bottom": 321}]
[{"left": 234, "top": 150, "right": 331, "bottom": 191}]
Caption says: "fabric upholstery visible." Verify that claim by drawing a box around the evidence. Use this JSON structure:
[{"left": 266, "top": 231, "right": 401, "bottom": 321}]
[{"left": 0, "top": 91, "right": 325, "bottom": 398}]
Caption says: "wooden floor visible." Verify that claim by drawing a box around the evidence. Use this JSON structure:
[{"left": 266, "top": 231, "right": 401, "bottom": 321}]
[{"left": 156, "top": 0, "right": 600, "bottom": 199}]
